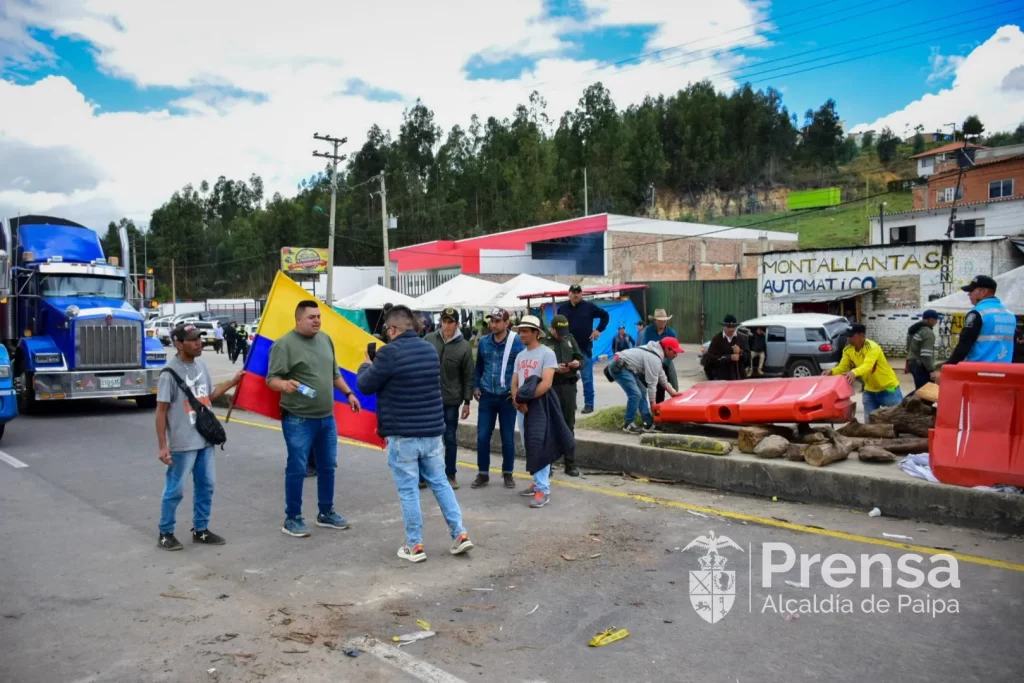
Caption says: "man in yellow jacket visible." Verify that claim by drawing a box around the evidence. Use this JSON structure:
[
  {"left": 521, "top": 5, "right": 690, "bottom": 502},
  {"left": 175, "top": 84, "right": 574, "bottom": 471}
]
[{"left": 822, "top": 323, "right": 903, "bottom": 418}]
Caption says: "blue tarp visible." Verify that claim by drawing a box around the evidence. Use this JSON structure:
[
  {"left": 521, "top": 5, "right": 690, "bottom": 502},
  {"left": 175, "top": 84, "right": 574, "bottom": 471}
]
[{"left": 540, "top": 299, "right": 641, "bottom": 360}]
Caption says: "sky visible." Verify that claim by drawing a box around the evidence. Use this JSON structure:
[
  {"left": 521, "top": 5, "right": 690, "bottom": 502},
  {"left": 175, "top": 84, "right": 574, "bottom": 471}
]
[{"left": 1, "top": 0, "right": 1023, "bottom": 229}]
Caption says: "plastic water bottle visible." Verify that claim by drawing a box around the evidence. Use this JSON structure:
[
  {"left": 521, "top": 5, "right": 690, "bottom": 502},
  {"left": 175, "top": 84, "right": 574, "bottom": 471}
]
[{"left": 296, "top": 383, "right": 318, "bottom": 399}]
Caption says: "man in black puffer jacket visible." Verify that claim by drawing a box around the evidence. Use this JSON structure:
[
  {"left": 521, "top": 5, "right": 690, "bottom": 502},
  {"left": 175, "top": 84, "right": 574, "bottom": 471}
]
[{"left": 357, "top": 305, "right": 474, "bottom": 564}]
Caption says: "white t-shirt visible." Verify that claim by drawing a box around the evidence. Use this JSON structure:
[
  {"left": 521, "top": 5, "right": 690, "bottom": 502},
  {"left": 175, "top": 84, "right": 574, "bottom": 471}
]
[{"left": 514, "top": 344, "right": 558, "bottom": 386}]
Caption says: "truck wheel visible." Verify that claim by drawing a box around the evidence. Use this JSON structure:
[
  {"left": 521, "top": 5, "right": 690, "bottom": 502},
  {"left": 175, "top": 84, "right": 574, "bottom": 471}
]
[
  {"left": 0, "top": 424, "right": 5, "bottom": 441},
  {"left": 17, "top": 371, "right": 36, "bottom": 415},
  {"left": 786, "top": 360, "right": 815, "bottom": 378},
  {"left": 135, "top": 395, "right": 158, "bottom": 410}
]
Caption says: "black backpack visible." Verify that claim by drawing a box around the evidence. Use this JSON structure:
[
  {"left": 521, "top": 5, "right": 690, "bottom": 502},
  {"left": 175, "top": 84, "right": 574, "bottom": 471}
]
[{"left": 161, "top": 368, "right": 227, "bottom": 449}]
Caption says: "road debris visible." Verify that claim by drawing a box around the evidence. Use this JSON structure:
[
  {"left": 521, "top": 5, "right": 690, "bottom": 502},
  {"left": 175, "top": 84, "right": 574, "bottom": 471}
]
[
  {"left": 589, "top": 553, "right": 602, "bottom": 559},
  {"left": 882, "top": 533, "right": 914, "bottom": 541},
  {"left": 323, "top": 641, "right": 336, "bottom": 650},
  {"left": 782, "top": 611, "right": 801, "bottom": 621},
  {"left": 278, "top": 632, "right": 316, "bottom": 645},
  {"left": 160, "top": 592, "right": 196, "bottom": 600},
  {"left": 868, "top": 507, "right": 882, "bottom": 518},
  {"left": 784, "top": 581, "right": 807, "bottom": 589},
  {"left": 470, "top": 662, "right": 483, "bottom": 668},
  {"left": 527, "top": 605, "right": 539, "bottom": 616},
  {"left": 282, "top": 649, "right": 309, "bottom": 654},
  {"left": 208, "top": 634, "right": 238, "bottom": 644},
  {"left": 461, "top": 605, "right": 496, "bottom": 611},
  {"left": 416, "top": 619, "right": 431, "bottom": 631},
  {"left": 686, "top": 510, "right": 708, "bottom": 518},
  {"left": 207, "top": 668, "right": 217, "bottom": 675},
  {"left": 394, "top": 631, "right": 436, "bottom": 647},
  {"left": 277, "top": 607, "right": 291, "bottom": 616},
  {"left": 663, "top": 619, "right": 673, "bottom": 624},
  {"left": 390, "top": 610, "right": 411, "bottom": 617},
  {"left": 342, "top": 648, "right": 361, "bottom": 658},
  {"left": 561, "top": 554, "right": 576, "bottom": 561},
  {"left": 588, "top": 627, "right": 630, "bottom": 647},
  {"left": 318, "top": 602, "right": 355, "bottom": 609},
  {"left": 471, "top": 588, "right": 494, "bottom": 592},
  {"left": 217, "top": 594, "right": 230, "bottom": 600}
]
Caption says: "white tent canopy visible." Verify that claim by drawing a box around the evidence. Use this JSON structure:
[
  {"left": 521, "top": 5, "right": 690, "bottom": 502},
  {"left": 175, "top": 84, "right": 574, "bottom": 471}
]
[
  {"left": 929, "top": 265, "right": 1024, "bottom": 313},
  {"left": 412, "top": 275, "right": 499, "bottom": 311},
  {"left": 335, "top": 284, "right": 419, "bottom": 310},
  {"left": 462, "top": 273, "right": 568, "bottom": 311}
]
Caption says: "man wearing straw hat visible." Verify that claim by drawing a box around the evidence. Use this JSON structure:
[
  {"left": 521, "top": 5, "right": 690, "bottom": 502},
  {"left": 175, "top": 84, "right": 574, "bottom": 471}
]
[{"left": 641, "top": 309, "right": 679, "bottom": 404}]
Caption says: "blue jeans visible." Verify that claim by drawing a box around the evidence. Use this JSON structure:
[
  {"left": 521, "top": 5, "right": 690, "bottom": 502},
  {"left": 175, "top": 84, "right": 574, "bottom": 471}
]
[
  {"left": 387, "top": 436, "right": 466, "bottom": 547},
  {"left": 610, "top": 364, "right": 652, "bottom": 425},
  {"left": 908, "top": 363, "right": 931, "bottom": 392},
  {"left": 477, "top": 391, "right": 517, "bottom": 474},
  {"left": 159, "top": 447, "right": 215, "bottom": 534},
  {"left": 281, "top": 413, "right": 338, "bottom": 520},
  {"left": 442, "top": 405, "right": 460, "bottom": 477},
  {"left": 532, "top": 464, "right": 551, "bottom": 495},
  {"left": 581, "top": 351, "right": 595, "bottom": 407},
  {"left": 862, "top": 386, "right": 904, "bottom": 419}
]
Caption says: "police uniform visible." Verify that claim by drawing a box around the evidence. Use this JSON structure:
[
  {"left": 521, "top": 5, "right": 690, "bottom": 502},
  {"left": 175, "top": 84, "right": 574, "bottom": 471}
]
[
  {"left": 946, "top": 275, "right": 1016, "bottom": 366},
  {"left": 543, "top": 315, "right": 584, "bottom": 474}
]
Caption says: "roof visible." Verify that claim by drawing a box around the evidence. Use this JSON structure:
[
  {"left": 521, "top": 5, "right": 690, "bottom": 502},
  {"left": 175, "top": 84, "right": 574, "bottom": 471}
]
[
  {"left": 411, "top": 274, "right": 498, "bottom": 311},
  {"left": 869, "top": 195, "right": 1024, "bottom": 219},
  {"left": 334, "top": 284, "right": 419, "bottom": 310},
  {"left": 925, "top": 152, "right": 1024, "bottom": 180},
  {"left": 910, "top": 142, "right": 986, "bottom": 159},
  {"left": 764, "top": 289, "right": 880, "bottom": 305},
  {"left": 517, "top": 283, "right": 649, "bottom": 300},
  {"left": 740, "top": 313, "right": 852, "bottom": 327},
  {"left": 928, "top": 263, "right": 1024, "bottom": 313}
]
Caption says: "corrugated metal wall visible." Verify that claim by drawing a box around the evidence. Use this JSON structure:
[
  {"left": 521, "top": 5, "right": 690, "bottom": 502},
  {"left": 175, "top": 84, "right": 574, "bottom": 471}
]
[{"left": 629, "top": 280, "right": 758, "bottom": 343}]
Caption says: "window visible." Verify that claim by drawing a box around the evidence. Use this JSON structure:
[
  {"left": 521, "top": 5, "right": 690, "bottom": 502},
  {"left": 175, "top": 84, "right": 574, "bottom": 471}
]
[
  {"left": 803, "top": 328, "right": 828, "bottom": 342},
  {"left": 890, "top": 225, "right": 916, "bottom": 245},
  {"left": 920, "top": 157, "right": 934, "bottom": 170},
  {"left": 38, "top": 275, "right": 125, "bottom": 299},
  {"left": 989, "top": 179, "right": 1014, "bottom": 199},
  {"left": 766, "top": 326, "right": 786, "bottom": 343},
  {"left": 937, "top": 187, "right": 963, "bottom": 203},
  {"left": 953, "top": 219, "right": 981, "bottom": 238}
]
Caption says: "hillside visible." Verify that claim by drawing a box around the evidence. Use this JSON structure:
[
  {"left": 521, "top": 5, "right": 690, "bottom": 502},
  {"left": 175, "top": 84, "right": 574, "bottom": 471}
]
[{"left": 709, "top": 191, "right": 914, "bottom": 249}]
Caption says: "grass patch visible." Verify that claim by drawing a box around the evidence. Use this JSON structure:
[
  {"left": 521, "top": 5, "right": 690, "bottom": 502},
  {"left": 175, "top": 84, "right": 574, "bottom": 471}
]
[
  {"left": 577, "top": 406, "right": 641, "bottom": 432},
  {"left": 710, "top": 191, "right": 914, "bottom": 249}
]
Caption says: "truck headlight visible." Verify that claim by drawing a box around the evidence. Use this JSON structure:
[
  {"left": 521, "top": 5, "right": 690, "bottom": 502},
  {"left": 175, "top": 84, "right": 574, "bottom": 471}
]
[
  {"left": 146, "top": 352, "right": 167, "bottom": 363},
  {"left": 34, "top": 352, "right": 62, "bottom": 365},
  {"left": 0, "top": 366, "right": 10, "bottom": 379},
  {"left": 65, "top": 305, "right": 80, "bottom": 319}
]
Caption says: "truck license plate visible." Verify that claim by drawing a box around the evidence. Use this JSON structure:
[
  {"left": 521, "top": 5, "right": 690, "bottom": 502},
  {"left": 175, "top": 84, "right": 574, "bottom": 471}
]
[{"left": 99, "top": 377, "right": 121, "bottom": 390}]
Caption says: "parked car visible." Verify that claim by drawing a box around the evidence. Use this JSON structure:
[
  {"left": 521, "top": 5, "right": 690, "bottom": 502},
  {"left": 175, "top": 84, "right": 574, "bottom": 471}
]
[
  {"left": 191, "top": 320, "right": 219, "bottom": 347},
  {"left": 148, "top": 315, "right": 176, "bottom": 346},
  {"left": 698, "top": 314, "right": 850, "bottom": 379}
]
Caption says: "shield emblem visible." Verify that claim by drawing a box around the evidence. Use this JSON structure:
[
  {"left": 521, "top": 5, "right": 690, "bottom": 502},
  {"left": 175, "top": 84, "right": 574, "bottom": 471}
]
[{"left": 689, "top": 570, "right": 736, "bottom": 624}]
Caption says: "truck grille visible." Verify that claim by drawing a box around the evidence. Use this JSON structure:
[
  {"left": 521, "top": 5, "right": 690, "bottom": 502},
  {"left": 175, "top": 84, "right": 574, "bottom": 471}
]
[{"left": 75, "top": 318, "right": 142, "bottom": 369}]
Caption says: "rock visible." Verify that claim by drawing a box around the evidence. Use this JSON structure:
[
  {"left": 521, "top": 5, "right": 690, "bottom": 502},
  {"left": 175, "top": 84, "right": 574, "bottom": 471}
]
[{"left": 753, "top": 435, "right": 790, "bottom": 459}]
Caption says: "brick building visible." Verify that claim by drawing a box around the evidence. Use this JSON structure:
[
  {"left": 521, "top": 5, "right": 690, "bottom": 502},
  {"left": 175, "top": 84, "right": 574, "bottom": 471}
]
[
  {"left": 757, "top": 238, "right": 1023, "bottom": 356},
  {"left": 388, "top": 213, "right": 797, "bottom": 296}
]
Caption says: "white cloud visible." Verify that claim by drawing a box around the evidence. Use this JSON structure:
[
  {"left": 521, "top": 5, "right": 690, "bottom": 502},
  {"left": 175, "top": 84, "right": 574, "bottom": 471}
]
[
  {"left": 926, "top": 47, "right": 965, "bottom": 84},
  {"left": 0, "top": 0, "right": 764, "bottom": 228},
  {"left": 852, "top": 25, "right": 1024, "bottom": 135}
]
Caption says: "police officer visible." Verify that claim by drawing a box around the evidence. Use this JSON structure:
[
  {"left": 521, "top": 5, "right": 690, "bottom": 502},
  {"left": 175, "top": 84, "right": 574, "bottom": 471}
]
[
  {"left": 936, "top": 274, "right": 1016, "bottom": 379},
  {"left": 543, "top": 314, "right": 584, "bottom": 477}
]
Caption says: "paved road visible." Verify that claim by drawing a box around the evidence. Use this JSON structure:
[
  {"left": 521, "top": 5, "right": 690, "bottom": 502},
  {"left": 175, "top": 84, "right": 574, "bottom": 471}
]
[{"left": 1, "top": 396, "right": 1021, "bottom": 683}]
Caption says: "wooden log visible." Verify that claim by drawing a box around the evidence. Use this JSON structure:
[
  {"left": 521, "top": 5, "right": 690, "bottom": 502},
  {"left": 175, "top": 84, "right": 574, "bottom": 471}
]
[
  {"left": 737, "top": 425, "right": 795, "bottom": 454},
  {"left": 802, "top": 431, "right": 828, "bottom": 444},
  {"left": 639, "top": 433, "right": 733, "bottom": 456},
  {"left": 804, "top": 428, "right": 854, "bottom": 467},
  {"left": 837, "top": 420, "right": 896, "bottom": 439},
  {"left": 753, "top": 435, "right": 790, "bottom": 459},
  {"left": 868, "top": 397, "right": 935, "bottom": 437},
  {"left": 857, "top": 445, "right": 897, "bottom": 463},
  {"left": 786, "top": 443, "right": 811, "bottom": 461},
  {"left": 843, "top": 437, "right": 928, "bottom": 455}
]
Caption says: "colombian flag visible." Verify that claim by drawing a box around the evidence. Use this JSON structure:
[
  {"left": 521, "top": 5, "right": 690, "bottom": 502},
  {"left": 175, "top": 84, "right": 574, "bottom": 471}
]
[{"left": 233, "top": 272, "right": 384, "bottom": 448}]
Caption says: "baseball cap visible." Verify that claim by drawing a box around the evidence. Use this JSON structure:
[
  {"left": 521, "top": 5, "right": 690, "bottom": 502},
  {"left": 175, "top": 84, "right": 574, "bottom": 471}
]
[
  {"left": 922, "top": 309, "right": 939, "bottom": 320},
  {"left": 660, "top": 337, "right": 683, "bottom": 354},
  {"left": 441, "top": 307, "right": 460, "bottom": 323},
  {"left": 551, "top": 314, "right": 569, "bottom": 329},
  {"left": 486, "top": 307, "right": 510, "bottom": 321},
  {"left": 961, "top": 275, "right": 997, "bottom": 292},
  {"left": 568, "top": 283, "right": 583, "bottom": 293},
  {"left": 514, "top": 315, "right": 545, "bottom": 336},
  {"left": 173, "top": 323, "right": 202, "bottom": 342}
]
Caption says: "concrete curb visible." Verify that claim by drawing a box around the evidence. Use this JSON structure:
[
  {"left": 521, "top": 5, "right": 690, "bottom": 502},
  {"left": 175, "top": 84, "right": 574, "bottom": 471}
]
[{"left": 456, "top": 422, "right": 1024, "bottom": 533}]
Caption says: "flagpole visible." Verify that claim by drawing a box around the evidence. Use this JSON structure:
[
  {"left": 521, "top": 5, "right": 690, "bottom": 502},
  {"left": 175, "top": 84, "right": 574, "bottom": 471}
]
[{"left": 225, "top": 272, "right": 280, "bottom": 423}]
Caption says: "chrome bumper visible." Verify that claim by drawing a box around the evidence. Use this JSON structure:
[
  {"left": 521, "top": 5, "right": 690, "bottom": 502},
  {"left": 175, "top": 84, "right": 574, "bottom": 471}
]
[{"left": 32, "top": 369, "right": 160, "bottom": 400}]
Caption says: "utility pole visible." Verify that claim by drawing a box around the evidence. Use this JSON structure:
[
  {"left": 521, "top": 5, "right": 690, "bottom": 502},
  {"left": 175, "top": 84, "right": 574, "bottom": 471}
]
[
  {"left": 313, "top": 133, "right": 348, "bottom": 307},
  {"left": 945, "top": 135, "right": 973, "bottom": 239},
  {"left": 878, "top": 203, "right": 885, "bottom": 244},
  {"left": 379, "top": 173, "right": 391, "bottom": 289},
  {"left": 583, "top": 167, "right": 589, "bottom": 216},
  {"left": 171, "top": 258, "right": 176, "bottom": 315},
  {"left": 132, "top": 235, "right": 138, "bottom": 308}
]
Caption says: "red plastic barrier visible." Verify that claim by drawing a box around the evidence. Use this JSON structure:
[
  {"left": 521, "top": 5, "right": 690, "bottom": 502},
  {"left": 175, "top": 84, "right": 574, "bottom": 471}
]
[
  {"left": 653, "top": 375, "right": 855, "bottom": 424},
  {"left": 929, "top": 362, "right": 1024, "bottom": 488}
]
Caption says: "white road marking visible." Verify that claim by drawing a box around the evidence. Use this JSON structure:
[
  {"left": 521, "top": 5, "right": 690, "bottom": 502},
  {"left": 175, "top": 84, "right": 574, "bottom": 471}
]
[
  {"left": 0, "top": 450, "right": 28, "bottom": 469},
  {"left": 346, "top": 636, "right": 467, "bottom": 683}
]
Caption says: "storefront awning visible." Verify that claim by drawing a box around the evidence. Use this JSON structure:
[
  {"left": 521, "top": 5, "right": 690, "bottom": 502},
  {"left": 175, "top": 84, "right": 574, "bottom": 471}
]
[{"left": 768, "top": 288, "right": 884, "bottom": 305}]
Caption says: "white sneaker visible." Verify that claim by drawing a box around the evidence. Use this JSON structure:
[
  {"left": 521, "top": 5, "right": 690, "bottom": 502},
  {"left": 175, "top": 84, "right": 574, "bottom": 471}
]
[{"left": 397, "top": 544, "right": 427, "bottom": 563}]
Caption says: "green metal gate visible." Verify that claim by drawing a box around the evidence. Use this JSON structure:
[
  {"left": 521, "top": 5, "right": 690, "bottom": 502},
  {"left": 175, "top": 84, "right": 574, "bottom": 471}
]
[{"left": 630, "top": 280, "right": 758, "bottom": 344}]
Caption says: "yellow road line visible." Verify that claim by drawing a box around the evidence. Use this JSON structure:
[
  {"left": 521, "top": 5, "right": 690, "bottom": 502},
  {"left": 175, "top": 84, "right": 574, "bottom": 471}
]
[{"left": 224, "top": 415, "right": 1024, "bottom": 573}]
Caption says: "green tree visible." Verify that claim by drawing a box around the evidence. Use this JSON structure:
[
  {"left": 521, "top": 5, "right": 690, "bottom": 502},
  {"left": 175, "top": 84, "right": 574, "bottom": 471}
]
[
  {"left": 801, "top": 99, "right": 845, "bottom": 177},
  {"left": 962, "top": 115, "right": 985, "bottom": 140},
  {"left": 860, "top": 130, "right": 875, "bottom": 150},
  {"left": 875, "top": 127, "right": 901, "bottom": 164}
]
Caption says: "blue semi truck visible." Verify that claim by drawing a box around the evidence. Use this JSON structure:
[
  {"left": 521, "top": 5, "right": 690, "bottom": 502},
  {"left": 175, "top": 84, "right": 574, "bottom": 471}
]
[{"left": 0, "top": 215, "right": 167, "bottom": 415}]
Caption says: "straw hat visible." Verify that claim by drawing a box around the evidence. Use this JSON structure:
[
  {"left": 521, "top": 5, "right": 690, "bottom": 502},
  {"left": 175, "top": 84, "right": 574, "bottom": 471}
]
[
  {"left": 649, "top": 308, "right": 673, "bottom": 322},
  {"left": 514, "top": 315, "right": 545, "bottom": 337}
]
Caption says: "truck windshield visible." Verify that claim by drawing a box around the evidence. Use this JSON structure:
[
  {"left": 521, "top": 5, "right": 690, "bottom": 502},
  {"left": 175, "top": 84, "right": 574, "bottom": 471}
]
[{"left": 39, "top": 275, "right": 125, "bottom": 299}]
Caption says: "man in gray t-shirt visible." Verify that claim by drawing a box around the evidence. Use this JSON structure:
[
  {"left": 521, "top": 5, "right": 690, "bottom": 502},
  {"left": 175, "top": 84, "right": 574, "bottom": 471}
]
[{"left": 155, "top": 323, "right": 243, "bottom": 551}]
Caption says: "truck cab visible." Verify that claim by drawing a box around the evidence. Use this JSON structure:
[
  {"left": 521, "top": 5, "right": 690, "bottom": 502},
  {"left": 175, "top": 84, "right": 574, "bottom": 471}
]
[{"left": 0, "top": 215, "right": 167, "bottom": 412}]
